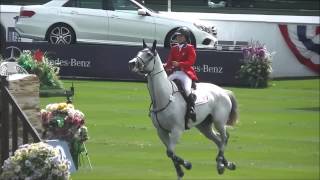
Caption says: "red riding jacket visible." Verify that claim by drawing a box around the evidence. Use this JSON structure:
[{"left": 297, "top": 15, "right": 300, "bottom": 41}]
[{"left": 164, "top": 44, "right": 198, "bottom": 81}]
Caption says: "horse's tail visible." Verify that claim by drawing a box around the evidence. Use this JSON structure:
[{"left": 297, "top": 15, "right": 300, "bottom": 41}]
[{"left": 226, "top": 90, "right": 238, "bottom": 126}]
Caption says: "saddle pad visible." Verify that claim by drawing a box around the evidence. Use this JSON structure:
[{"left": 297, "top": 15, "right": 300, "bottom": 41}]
[{"left": 193, "top": 89, "right": 209, "bottom": 105}]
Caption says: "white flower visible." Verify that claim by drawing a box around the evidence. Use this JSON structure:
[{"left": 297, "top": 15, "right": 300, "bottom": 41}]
[
  {"left": 52, "top": 169, "right": 59, "bottom": 175},
  {"left": 25, "top": 160, "right": 32, "bottom": 167},
  {"left": 34, "top": 170, "right": 42, "bottom": 178},
  {"left": 46, "top": 103, "right": 59, "bottom": 111},
  {"left": 14, "top": 165, "right": 21, "bottom": 173},
  {"left": 29, "top": 151, "right": 37, "bottom": 159},
  {"left": 23, "top": 50, "right": 31, "bottom": 54}
]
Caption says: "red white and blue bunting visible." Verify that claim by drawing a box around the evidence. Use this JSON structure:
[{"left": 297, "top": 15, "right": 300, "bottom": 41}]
[{"left": 279, "top": 24, "right": 320, "bottom": 74}]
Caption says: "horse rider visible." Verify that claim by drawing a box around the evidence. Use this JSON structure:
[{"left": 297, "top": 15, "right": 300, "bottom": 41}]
[{"left": 164, "top": 26, "right": 198, "bottom": 123}]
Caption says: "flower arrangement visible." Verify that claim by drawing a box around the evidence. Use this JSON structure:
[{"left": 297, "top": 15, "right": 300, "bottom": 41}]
[
  {"left": 0, "top": 142, "right": 70, "bottom": 180},
  {"left": 41, "top": 102, "right": 89, "bottom": 169},
  {"left": 237, "top": 41, "right": 273, "bottom": 88},
  {"left": 17, "top": 49, "right": 63, "bottom": 89}
]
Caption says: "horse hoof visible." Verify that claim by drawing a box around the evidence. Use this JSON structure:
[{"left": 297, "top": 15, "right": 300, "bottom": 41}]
[
  {"left": 217, "top": 163, "right": 225, "bottom": 175},
  {"left": 177, "top": 170, "right": 184, "bottom": 178},
  {"left": 226, "top": 162, "right": 236, "bottom": 170},
  {"left": 183, "top": 161, "right": 192, "bottom": 170}
]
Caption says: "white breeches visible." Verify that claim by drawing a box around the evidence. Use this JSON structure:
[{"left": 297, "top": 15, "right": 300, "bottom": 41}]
[{"left": 168, "top": 71, "right": 192, "bottom": 96}]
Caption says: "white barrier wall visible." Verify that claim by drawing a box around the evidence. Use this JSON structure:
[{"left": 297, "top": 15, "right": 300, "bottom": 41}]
[
  {"left": 169, "top": 12, "right": 320, "bottom": 78},
  {"left": 1, "top": 5, "right": 319, "bottom": 78}
]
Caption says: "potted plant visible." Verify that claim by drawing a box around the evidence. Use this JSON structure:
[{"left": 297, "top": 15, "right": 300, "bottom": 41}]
[
  {"left": 237, "top": 41, "right": 273, "bottom": 88},
  {"left": 1, "top": 142, "right": 71, "bottom": 180},
  {"left": 41, "top": 102, "right": 89, "bottom": 169}
]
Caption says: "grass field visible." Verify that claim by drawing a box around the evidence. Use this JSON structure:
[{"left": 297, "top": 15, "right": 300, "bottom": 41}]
[{"left": 40, "top": 79, "right": 320, "bottom": 180}]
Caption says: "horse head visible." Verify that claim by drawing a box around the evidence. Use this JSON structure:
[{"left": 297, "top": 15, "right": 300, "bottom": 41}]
[{"left": 129, "top": 40, "right": 158, "bottom": 75}]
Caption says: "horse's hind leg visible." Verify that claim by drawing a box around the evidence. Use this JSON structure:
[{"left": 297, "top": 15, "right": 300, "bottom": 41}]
[
  {"left": 197, "top": 115, "right": 236, "bottom": 174},
  {"left": 196, "top": 115, "right": 221, "bottom": 147},
  {"left": 214, "top": 118, "right": 236, "bottom": 173},
  {"left": 196, "top": 115, "right": 226, "bottom": 174}
]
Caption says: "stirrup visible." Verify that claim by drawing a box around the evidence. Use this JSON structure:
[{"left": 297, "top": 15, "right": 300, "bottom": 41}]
[{"left": 189, "top": 109, "right": 196, "bottom": 122}]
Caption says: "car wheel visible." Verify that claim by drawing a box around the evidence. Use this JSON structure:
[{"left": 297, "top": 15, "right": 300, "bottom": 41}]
[
  {"left": 47, "top": 24, "right": 75, "bottom": 44},
  {"left": 164, "top": 29, "right": 196, "bottom": 48}
]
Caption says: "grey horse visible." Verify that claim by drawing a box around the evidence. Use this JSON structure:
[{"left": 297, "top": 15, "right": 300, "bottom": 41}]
[{"left": 129, "top": 40, "right": 238, "bottom": 179}]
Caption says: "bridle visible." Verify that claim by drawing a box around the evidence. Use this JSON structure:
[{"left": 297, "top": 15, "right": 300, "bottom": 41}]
[{"left": 135, "top": 49, "right": 164, "bottom": 77}]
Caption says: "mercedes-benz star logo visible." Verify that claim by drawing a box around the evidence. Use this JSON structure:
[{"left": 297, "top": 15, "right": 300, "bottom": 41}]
[{"left": 5, "top": 46, "right": 22, "bottom": 62}]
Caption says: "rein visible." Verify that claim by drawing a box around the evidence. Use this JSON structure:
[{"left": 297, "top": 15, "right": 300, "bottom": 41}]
[
  {"left": 149, "top": 80, "right": 178, "bottom": 114},
  {"left": 140, "top": 52, "right": 179, "bottom": 132},
  {"left": 148, "top": 80, "right": 179, "bottom": 133}
]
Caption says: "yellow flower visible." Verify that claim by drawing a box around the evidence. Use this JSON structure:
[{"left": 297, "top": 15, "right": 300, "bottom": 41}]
[
  {"left": 58, "top": 103, "right": 67, "bottom": 110},
  {"left": 66, "top": 103, "right": 74, "bottom": 110}
]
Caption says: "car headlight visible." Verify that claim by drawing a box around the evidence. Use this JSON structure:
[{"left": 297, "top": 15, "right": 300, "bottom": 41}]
[{"left": 193, "top": 22, "right": 217, "bottom": 36}]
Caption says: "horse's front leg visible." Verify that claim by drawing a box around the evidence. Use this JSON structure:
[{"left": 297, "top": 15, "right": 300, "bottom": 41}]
[
  {"left": 167, "top": 150, "right": 185, "bottom": 178},
  {"left": 167, "top": 150, "right": 192, "bottom": 170},
  {"left": 157, "top": 128, "right": 191, "bottom": 179},
  {"left": 169, "top": 129, "right": 193, "bottom": 178}
]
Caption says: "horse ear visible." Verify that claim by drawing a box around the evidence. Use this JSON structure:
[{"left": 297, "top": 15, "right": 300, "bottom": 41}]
[
  {"left": 151, "top": 40, "right": 157, "bottom": 53},
  {"left": 143, "top": 39, "right": 147, "bottom": 48}
]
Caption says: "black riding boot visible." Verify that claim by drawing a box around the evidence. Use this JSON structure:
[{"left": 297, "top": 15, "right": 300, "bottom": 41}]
[{"left": 186, "top": 93, "right": 196, "bottom": 122}]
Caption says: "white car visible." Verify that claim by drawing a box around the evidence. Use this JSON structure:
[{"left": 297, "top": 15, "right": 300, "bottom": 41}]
[{"left": 15, "top": 0, "right": 217, "bottom": 48}]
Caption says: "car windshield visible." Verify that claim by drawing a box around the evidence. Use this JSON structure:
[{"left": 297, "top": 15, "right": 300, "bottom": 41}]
[
  {"left": 62, "top": 0, "right": 106, "bottom": 9},
  {"left": 129, "top": 0, "right": 157, "bottom": 13},
  {"left": 112, "top": 0, "right": 138, "bottom": 10}
]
